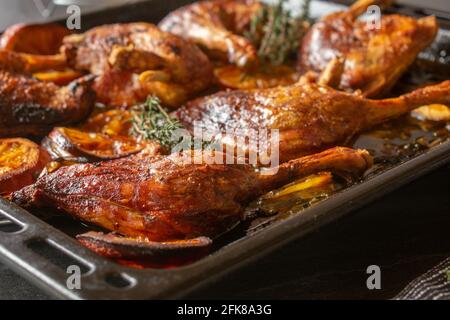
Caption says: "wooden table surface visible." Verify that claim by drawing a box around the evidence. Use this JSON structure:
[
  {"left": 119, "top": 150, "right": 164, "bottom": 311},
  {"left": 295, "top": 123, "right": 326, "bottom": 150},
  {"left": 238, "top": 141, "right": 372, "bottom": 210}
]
[{"left": 1, "top": 164, "right": 449, "bottom": 300}]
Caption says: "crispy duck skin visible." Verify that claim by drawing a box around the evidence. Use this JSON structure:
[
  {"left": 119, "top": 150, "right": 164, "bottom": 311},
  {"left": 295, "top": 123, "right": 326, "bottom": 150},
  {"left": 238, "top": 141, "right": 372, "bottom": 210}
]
[
  {"left": 298, "top": 0, "right": 438, "bottom": 97},
  {"left": 0, "top": 71, "right": 96, "bottom": 137},
  {"left": 62, "top": 23, "right": 214, "bottom": 107},
  {"left": 159, "top": 0, "right": 261, "bottom": 67},
  {"left": 11, "top": 147, "right": 372, "bottom": 242},
  {"left": 175, "top": 80, "right": 450, "bottom": 162}
]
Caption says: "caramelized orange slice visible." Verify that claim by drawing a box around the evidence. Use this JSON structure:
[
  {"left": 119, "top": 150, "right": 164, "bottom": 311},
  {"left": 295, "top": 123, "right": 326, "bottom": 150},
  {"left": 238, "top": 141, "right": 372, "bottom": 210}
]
[
  {"left": 43, "top": 127, "right": 146, "bottom": 161},
  {"left": 214, "top": 64, "right": 299, "bottom": 89},
  {"left": 0, "top": 23, "right": 71, "bottom": 55},
  {"left": 0, "top": 49, "right": 67, "bottom": 74},
  {"left": 263, "top": 172, "right": 334, "bottom": 200},
  {"left": 81, "top": 109, "right": 133, "bottom": 137},
  {"left": 411, "top": 104, "right": 450, "bottom": 122},
  {"left": 77, "top": 231, "right": 212, "bottom": 268},
  {"left": 0, "top": 138, "right": 49, "bottom": 194},
  {"left": 33, "top": 69, "right": 83, "bottom": 85}
]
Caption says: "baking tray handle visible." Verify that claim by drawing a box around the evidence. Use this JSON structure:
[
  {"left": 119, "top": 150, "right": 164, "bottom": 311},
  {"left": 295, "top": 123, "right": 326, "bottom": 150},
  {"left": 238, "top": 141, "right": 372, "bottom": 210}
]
[{"left": 0, "top": 199, "right": 137, "bottom": 299}]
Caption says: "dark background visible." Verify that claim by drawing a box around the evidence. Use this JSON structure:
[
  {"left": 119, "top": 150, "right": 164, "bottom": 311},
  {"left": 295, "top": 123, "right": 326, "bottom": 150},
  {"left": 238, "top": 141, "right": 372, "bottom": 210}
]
[{"left": 1, "top": 164, "right": 449, "bottom": 299}]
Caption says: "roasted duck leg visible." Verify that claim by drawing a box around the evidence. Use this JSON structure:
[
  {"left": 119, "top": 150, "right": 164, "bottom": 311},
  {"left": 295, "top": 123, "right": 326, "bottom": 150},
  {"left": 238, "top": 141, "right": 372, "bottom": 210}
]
[
  {"left": 12, "top": 147, "right": 371, "bottom": 244},
  {"left": 62, "top": 23, "right": 214, "bottom": 107},
  {"left": 0, "top": 71, "right": 95, "bottom": 137},
  {"left": 298, "top": 0, "right": 438, "bottom": 97},
  {"left": 175, "top": 80, "right": 450, "bottom": 162},
  {"left": 159, "top": 0, "right": 261, "bottom": 67}
]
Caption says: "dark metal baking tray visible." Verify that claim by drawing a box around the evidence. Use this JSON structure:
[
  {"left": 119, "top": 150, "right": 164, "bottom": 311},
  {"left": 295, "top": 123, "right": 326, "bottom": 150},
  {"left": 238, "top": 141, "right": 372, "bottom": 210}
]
[{"left": 0, "top": 0, "right": 449, "bottom": 299}]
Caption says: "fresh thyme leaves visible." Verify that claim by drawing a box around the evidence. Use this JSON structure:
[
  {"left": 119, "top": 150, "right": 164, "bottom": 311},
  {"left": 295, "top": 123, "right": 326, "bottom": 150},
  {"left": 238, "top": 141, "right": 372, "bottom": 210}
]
[
  {"left": 131, "top": 96, "right": 217, "bottom": 151},
  {"left": 131, "top": 96, "right": 184, "bottom": 150},
  {"left": 245, "top": 0, "right": 311, "bottom": 66}
]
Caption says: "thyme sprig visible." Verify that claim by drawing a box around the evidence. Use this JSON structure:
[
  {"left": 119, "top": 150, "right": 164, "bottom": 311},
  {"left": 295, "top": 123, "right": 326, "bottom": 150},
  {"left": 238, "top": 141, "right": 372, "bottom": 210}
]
[
  {"left": 131, "top": 96, "right": 216, "bottom": 151},
  {"left": 245, "top": 0, "right": 311, "bottom": 66},
  {"left": 131, "top": 96, "right": 184, "bottom": 150}
]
